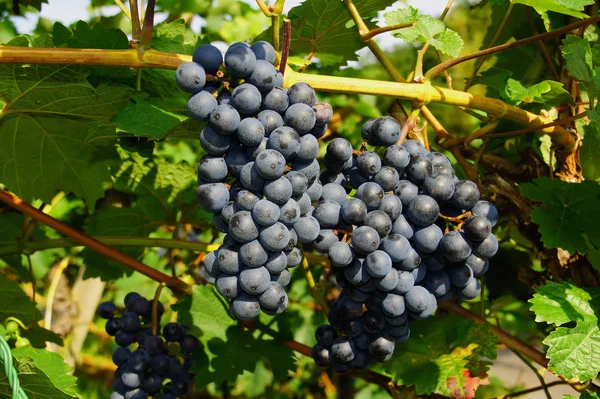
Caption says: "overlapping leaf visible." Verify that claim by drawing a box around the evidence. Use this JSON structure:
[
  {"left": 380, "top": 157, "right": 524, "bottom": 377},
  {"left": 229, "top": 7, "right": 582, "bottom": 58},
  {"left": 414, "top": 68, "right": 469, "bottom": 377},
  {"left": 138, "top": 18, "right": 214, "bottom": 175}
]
[
  {"left": 82, "top": 152, "right": 197, "bottom": 280},
  {"left": 513, "top": 0, "right": 593, "bottom": 18},
  {"left": 384, "top": 7, "right": 464, "bottom": 57},
  {"left": 520, "top": 178, "right": 600, "bottom": 270},
  {"left": 0, "top": 35, "right": 133, "bottom": 210},
  {"left": 383, "top": 315, "right": 497, "bottom": 398},
  {"left": 562, "top": 35, "right": 600, "bottom": 107},
  {"left": 0, "top": 347, "right": 77, "bottom": 398},
  {"left": 530, "top": 281, "right": 600, "bottom": 381},
  {"left": 174, "top": 284, "right": 296, "bottom": 388}
]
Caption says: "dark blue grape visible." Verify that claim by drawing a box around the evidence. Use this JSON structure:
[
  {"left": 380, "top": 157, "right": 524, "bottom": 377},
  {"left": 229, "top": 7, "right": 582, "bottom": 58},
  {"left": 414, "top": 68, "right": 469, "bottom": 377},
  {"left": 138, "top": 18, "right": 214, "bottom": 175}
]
[
  {"left": 197, "top": 183, "right": 230, "bottom": 213},
  {"left": 199, "top": 126, "right": 231, "bottom": 155},
  {"left": 327, "top": 138, "right": 352, "bottom": 163},
  {"left": 259, "top": 281, "right": 287, "bottom": 309},
  {"left": 451, "top": 180, "right": 480, "bottom": 211},
  {"left": 251, "top": 41, "right": 276, "bottom": 63},
  {"left": 312, "top": 344, "right": 331, "bottom": 367},
  {"left": 255, "top": 149, "right": 286, "bottom": 179},
  {"left": 237, "top": 117, "right": 265, "bottom": 147},
  {"left": 407, "top": 195, "right": 440, "bottom": 227},
  {"left": 262, "top": 86, "right": 289, "bottom": 113},
  {"left": 175, "top": 62, "right": 206, "bottom": 93},
  {"left": 471, "top": 200, "right": 499, "bottom": 227},
  {"left": 257, "top": 110, "right": 283, "bottom": 134},
  {"left": 188, "top": 91, "right": 218, "bottom": 121},
  {"left": 231, "top": 83, "right": 262, "bottom": 115},
  {"left": 287, "top": 82, "right": 317, "bottom": 106},
  {"left": 112, "top": 347, "right": 131, "bottom": 366},
  {"left": 231, "top": 293, "right": 261, "bottom": 320},
  {"left": 240, "top": 239, "right": 268, "bottom": 266},
  {"left": 248, "top": 60, "right": 278, "bottom": 91},
  {"left": 313, "top": 229, "right": 340, "bottom": 253},
  {"left": 179, "top": 335, "right": 199, "bottom": 353},
  {"left": 193, "top": 44, "right": 223, "bottom": 74},
  {"left": 370, "top": 116, "right": 401, "bottom": 146},
  {"left": 98, "top": 301, "right": 117, "bottom": 319},
  {"left": 209, "top": 104, "right": 241, "bottom": 136},
  {"left": 284, "top": 103, "right": 316, "bottom": 134},
  {"left": 229, "top": 211, "right": 259, "bottom": 243},
  {"left": 364, "top": 210, "right": 392, "bottom": 238},
  {"left": 197, "top": 155, "right": 228, "bottom": 183},
  {"left": 267, "top": 126, "right": 300, "bottom": 159},
  {"left": 384, "top": 145, "right": 410, "bottom": 171},
  {"left": 296, "top": 134, "right": 320, "bottom": 163},
  {"left": 225, "top": 43, "right": 256, "bottom": 77},
  {"left": 141, "top": 373, "right": 162, "bottom": 394}
]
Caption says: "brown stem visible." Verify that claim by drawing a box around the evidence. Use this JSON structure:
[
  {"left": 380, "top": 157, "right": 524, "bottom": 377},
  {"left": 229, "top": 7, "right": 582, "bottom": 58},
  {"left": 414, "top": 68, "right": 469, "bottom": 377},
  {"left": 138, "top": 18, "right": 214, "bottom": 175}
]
[
  {"left": 0, "top": 190, "right": 188, "bottom": 293},
  {"left": 498, "top": 381, "right": 567, "bottom": 399},
  {"left": 361, "top": 21, "right": 418, "bottom": 41},
  {"left": 486, "top": 112, "right": 586, "bottom": 139},
  {"left": 140, "top": 0, "right": 156, "bottom": 48},
  {"left": 426, "top": 15, "right": 600, "bottom": 80},
  {"left": 279, "top": 18, "right": 291, "bottom": 75},
  {"left": 464, "top": 120, "right": 500, "bottom": 145},
  {"left": 129, "top": 0, "right": 142, "bottom": 40},
  {"left": 526, "top": 9, "right": 560, "bottom": 82}
]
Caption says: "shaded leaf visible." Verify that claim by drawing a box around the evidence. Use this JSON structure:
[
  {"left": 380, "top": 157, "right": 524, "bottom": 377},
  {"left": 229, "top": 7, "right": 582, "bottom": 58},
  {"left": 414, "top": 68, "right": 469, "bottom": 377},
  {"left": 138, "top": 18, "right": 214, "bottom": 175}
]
[
  {"left": 520, "top": 178, "right": 600, "bottom": 256},
  {"left": 174, "top": 285, "right": 295, "bottom": 388},
  {"left": 384, "top": 314, "right": 497, "bottom": 397},
  {"left": 581, "top": 123, "right": 600, "bottom": 181},
  {"left": 113, "top": 102, "right": 187, "bottom": 140}
]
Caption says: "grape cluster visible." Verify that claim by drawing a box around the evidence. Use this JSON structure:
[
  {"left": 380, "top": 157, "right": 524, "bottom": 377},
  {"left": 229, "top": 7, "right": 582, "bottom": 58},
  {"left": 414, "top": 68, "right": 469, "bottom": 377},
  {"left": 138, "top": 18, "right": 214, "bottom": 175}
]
[
  {"left": 311, "top": 118, "right": 499, "bottom": 373},
  {"left": 176, "top": 41, "right": 332, "bottom": 319},
  {"left": 98, "top": 292, "right": 199, "bottom": 399}
]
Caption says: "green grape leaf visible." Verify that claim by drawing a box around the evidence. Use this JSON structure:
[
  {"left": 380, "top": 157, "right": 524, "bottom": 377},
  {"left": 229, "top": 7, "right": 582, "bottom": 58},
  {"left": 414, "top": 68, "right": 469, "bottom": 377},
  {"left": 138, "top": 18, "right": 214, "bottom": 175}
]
[
  {"left": 513, "top": 0, "right": 591, "bottom": 18},
  {"left": 581, "top": 123, "right": 600, "bottom": 181},
  {"left": 12, "top": 347, "right": 78, "bottom": 395},
  {"left": 0, "top": 273, "right": 62, "bottom": 347},
  {"left": 174, "top": 285, "right": 296, "bottom": 388},
  {"left": 529, "top": 280, "right": 599, "bottom": 326},
  {"left": 0, "top": 37, "right": 133, "bottom": 210},
  {"left": 279, "top": 0, "right": 397, "bottom": 66},
  {"left": 384, "top": 314, "right": 497, "bottom": 397},
  {"left": 82, "top": 152, "right": 197, "bottom": 280},
  {"left": 530, "top": 281, "right": 600, "bottom": 381},
  {"left": 520, "top": 178, "right": 600, "bottom": 256},
  {"left": 0, "top": 212, "right": 24, "bottom": 245},
  {"left": 474, "top": 67, "right": 574, "bottom": 106},
  {"left": 152, "top": 19, "right": 206, "bottom": 55},
  {"left": 562, "top": 36, "right": 600, "bottom": 105},
  {"left": 384, "top": 7, "right": 464, "bottom": 57},
  {"left": 564, "top": 391, "right": 600, "bottom": 399},
  {"left": 0, "top": 347, "right": 77, "bottom": 398},
  {"left": 113, "top": 102, "right": 187, "bottom": 140},
  {"left": 162, "top": 118, "right": 205, "bottom": 140}
]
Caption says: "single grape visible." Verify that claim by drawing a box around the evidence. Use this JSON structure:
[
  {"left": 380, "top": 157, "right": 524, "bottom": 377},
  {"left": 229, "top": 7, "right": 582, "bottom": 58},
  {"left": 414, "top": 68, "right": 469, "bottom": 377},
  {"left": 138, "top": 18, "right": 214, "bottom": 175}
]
[
  {"left": 407, "top": 195, "right": 440, "bottom": 227},
  {"left": 240, "top": 162, "right": 266, "bottom": 191},
  {"left": 286, "top": 171, "right": 309, "bottom": 196},
  {"left": 251, "top": 41, "right": 276, "bottom": 63},
  {"left": 259, "top": 281, "right": 287, "bottom": 309},
  {"left": 224, "top": 43, "right": 256, "bottom": 77},
  {"left": 199, "top": 126, "right": 231, "bottom": 155},
  {"left": 296, "top": 134, "right": 320, "bottom": 163},
  {"left": 248, "top": 60, "right": 278, "bottom": 91},
  {"left": 331, "top": 338, "right": 356, "bottom": 363},
  {"left": 384, "top": 145, "right": 410, "bottom": 171},
  {"left": 180, "top": 335, "right": 199, "bottom": 353},
  {"left": 271, "top": 269, "right": 291, "bottom": 287},
  {"left": 151, "top": 354, "right": 171, "bottom": 376},
  {"left": 121, "top": 312, "right": 141, "bottom": 333},
  {"left": 327, "top": 138, "right": 352, "bottom": 163},
  {"left": 197, "top": 183, "right": 230, "bottom": 213},
  {"left": 279, "top": 199, "right": 301, "bottom": 226},
  {"left": 197, "top": 155, "right": 228, "bottom": 183},
  {"left": 313, "top": 199, "right": 341, "bottom": 229},
  {"left": 231, "top": 83, "right": 262, "bottom": 115},
  {"left": 394, "top": 180, "right": 419, "bottom": 208},
  {"left": 259, "top": 222, "right": 291, "bottom": 251},
  {"left": 192, "top": 43, "right": 223, "bottom": 74},
  {"left": 374, "top": 268, "right": 399, "bottom": 292},
  {"left": 313, "top": 102, "right": 333, "bottom": 125},
  {"left": 229, "top": 211, "right": 259, "bottom": 243},
  {"left": 370, "top": 116, "right": 401, "bottom": 146},
  {"left": 381, "top": 293, "right": 405, "bottom": 317},
  {"left": 188, "top": 91, "right": 218, "bottom": 121},
  {"left": 267, "top": 126, "right": 301, "bottom": 159},
  {"left": 239, "top": 267, "right": 271, "bottom": 295},
  {"left": 423, "top": 270, "right": 451, "bottom": 297},
  {"left": 284, "top": 103, "right": 317, "bottom": 134},
  {"left": 365, "top": 250, "right": 392, "bottom": 278},
  {"left": 405, "top": 286, "right": 431, "bottom": 313},
  {"left": 257, "top": 110, "right": 284, "bottom": 134},
  {"left": 98, "top": 301, "right": 117, "bottom": 319},
  {"left": 471, "top": 200, "right": 499, "bottom": 226},
  {"left": 391, "top": 214, "right": 414, "bottom": 239},
  {"left": 381, "top": 234, "right": 411, "bottom": 262},
  {"left": 292, "top": 159, "right": 320, "bottom": 185},
  {"left": 405, "top": 156, "right": 432, "bottom": 184},
  {"left": 306, "top": 179, "right": 323, "bottom": 202},
  {"left": 356, "top": 182, "right": 384, "bottom": 210},
  {"left": 315, "top": 324, "right": 338, "bottom": 346},
  {"left": 262, "top": 86, "right": 289, "bottom": 113},
  {"left": 458, "top": 277, "right": 481, "bottom": 300},
  {"left": 394, "top": 270, "right": 415, "bottom": 294},
  {"left": 287, "top": 82, "right": 317, "bottom": 106},
  {"left": 464, "top": 254, "right": 489, "bottom": 277},
  {"left": 412, "top": 224, "right": 443, "bottom": 254},
  {"left": 209, "top": 104, "right": 241, "bottom": 136},
  {"left": 357, "top": 151, "right": 382, "bottom": 178},
  {"left": 112, "top": 347, "right": 131, "bottom": 367},
  {"left": 463, "top": 215, "right": 492, "bottom": 241},
  {"left": 237, "top": 189, "right": 260, "bottom": 211},
  {"left": 293, "top": 215, "right": 320, "bottom": 243},
  {"left": 373, "top": 166, "right": 400, "bottom": 191},
  {"left": 175, "top": 62, "right": 206, "bottom": 93},
  {"left": 239, "top": 240, "right": 269, "bottom": 267},
  {"left": 265, "top": 251, "right": 287, "bottom": 274},
  {"left": 369, "top": 336, "right": 395, "bottom": 360},
  {"left": 121, "top": 372, "right": 142, "bottom": 389},
  {"left": 451, "top": 180, "right": 480, "bottom": 211},
  {"left": 447, "top": 264, "right": 473, "bottom": 287},
  {"left": 423, "top": 174, "right": 455, "bottom": 202},
  {"left": 255, "top": 149, "right": 286, "bottom": 179},
  {"left": 312, "top": 344, "right": 332, "bottom": 367},
  {"left": 402, "top": 139, "right": 428, "bottom": 157},
  {"left": 341, "top": 198, "right": 367, "bottom": 225},
  {"left": 313, "top": 229, "right": 340, "bottom": 253},
  {"left": 471, "top": 233, "right": 498, "bottom": 259},
  {"left": 352, "top": 226, "right": 381, "bottom": 255},
  {"left": 379, "top": 194, "right": 402, "bottom": 221},
  {"left": 364, "top": 210, "right": 392, "bottom": 238},
  {"left": 252, "top": 199, "right": 281, "bottom": 227},
  {"left": 141, "top": 373, "right": 162, "bottom": 394},
  {"left": 326, "top": 241, "right": 353, "bottom": 268}
]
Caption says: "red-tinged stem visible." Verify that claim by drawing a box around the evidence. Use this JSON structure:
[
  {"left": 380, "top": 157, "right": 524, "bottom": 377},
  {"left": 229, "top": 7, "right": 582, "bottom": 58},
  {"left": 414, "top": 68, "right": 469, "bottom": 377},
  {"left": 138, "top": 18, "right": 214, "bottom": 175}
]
[
  {"left": 279, "top": 18, "right": 291, "bottom": 75},
  {"left": 0, "top": 190, "right": 188, "bottom": 293}
]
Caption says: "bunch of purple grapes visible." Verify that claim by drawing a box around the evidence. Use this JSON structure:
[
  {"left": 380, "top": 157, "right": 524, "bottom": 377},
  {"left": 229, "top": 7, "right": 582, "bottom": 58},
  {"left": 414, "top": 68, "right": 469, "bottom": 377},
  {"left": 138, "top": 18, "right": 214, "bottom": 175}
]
[
  {"left": 310, "top": 119, "right": 499, "bottom": 373},
  {"left": 99, "top": 292, "right": 199, "bottom": 399},
  {"left": 176, "top": 41, "right": 332, "bottom": 319}
]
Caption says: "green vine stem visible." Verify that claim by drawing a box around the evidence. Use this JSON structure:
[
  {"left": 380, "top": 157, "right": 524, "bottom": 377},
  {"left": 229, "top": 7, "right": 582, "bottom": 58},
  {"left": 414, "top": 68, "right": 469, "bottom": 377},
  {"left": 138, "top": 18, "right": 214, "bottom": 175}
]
[{"left": 0, "top": 46, "right": 575, "bottom": 149}]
